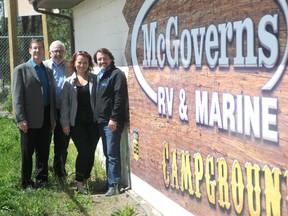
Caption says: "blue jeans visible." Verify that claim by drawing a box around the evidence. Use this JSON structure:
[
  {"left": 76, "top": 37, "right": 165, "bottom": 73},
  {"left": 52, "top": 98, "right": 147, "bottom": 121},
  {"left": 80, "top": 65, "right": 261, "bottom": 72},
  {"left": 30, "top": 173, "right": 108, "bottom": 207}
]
[{"left": 99, "top": 122, "right": 124, "bottom": 187}]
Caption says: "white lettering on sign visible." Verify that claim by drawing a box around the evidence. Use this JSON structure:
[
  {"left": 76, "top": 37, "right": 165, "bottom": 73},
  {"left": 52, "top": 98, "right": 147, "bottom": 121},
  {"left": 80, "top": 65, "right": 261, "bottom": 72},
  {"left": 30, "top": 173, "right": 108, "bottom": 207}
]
[
  {"left": 131, "top": 0, "right": 288, "bottom": 102},
  {"left": 142, "top": 15, "right": 279, "bottom": 69},
  {"left": 130, "top": 0, "right": 285, "bottom": 144},
  {"left": 195, "top": 90, "right": 278, "bottom": 143},
  {"left": 158, "top": 87, "right": 174, "bottom": 117}
]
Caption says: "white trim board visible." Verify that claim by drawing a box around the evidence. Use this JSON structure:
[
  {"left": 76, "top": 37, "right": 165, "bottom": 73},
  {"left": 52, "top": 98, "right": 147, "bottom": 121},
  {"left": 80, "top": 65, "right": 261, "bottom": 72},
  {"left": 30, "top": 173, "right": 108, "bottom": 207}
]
[{"left": 130, "top": 173, "right": 194, "bottom": 216}]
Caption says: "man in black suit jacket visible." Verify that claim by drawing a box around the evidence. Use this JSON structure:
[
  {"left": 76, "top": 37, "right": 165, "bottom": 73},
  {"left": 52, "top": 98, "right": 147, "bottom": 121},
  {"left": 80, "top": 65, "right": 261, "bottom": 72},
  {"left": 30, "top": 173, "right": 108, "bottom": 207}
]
[{"left": 12, "top": 38, "right": 56, "bottom": 190}]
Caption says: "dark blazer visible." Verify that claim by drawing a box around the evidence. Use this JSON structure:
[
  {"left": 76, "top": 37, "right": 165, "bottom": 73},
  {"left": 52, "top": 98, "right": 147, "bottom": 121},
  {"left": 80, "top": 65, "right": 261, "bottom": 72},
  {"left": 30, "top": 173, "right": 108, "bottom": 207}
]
[
  {"left": 13, "top": 60, "right": 56, "bottom": 129},
  {"left": 95, "top": 63, "right": 128, "bottom": 124}
]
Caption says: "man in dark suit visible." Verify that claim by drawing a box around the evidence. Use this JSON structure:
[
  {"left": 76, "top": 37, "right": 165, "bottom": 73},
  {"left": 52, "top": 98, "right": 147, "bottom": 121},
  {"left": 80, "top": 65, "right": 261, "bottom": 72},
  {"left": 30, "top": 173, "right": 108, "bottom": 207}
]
[{"left": 12, "top": 38, "right": 56, "bottom": 190}]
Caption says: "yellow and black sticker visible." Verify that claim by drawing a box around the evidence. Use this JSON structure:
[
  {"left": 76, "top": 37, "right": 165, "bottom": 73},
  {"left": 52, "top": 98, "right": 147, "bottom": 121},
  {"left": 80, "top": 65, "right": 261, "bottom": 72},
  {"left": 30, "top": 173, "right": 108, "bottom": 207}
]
[{"left": 132, "top": 129, "right": 139, "bottom": 161}]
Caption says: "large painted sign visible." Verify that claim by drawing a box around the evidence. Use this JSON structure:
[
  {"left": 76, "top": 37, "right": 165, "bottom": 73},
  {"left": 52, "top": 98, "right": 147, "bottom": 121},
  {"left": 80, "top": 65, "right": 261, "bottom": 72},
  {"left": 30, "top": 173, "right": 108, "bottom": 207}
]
[{"left": 124, "top": 0, "right": 288, "bottom": 215}]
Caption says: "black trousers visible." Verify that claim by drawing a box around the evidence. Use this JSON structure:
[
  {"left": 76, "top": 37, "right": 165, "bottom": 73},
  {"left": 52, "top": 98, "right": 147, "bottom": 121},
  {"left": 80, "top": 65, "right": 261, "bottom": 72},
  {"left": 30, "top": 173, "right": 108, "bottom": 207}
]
[
  {"left": 21, "top": 106, "right": 51, "bottom": 188},
  {"left": 53, "top": 109, "right": 70, "bottom": 177},
  {"left": 70, "top": 120, "right": 100, "bottom": 182}
]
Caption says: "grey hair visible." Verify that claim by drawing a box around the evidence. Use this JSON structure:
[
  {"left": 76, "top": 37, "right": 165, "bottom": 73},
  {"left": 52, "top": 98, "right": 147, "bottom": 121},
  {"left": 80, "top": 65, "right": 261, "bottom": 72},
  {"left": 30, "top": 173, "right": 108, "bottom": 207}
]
[{"left": 49, "top": 40, "right": 66, "bottom": 51}]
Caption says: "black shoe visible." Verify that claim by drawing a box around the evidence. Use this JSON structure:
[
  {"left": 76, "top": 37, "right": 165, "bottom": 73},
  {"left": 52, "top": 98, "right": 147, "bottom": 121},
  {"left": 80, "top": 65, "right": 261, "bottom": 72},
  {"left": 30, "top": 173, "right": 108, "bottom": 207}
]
[
  {"left": 36, "top": 180, "right": 48, "bottom": 189},
  {"left": 23, "top": 185, "right": 35, "bottom": 192}
]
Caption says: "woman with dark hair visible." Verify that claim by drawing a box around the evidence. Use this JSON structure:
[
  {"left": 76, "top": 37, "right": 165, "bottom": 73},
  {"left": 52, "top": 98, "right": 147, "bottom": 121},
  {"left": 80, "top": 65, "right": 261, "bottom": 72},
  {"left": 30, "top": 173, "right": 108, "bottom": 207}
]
[{"left": 61, "top": 51, "right": 100, "bottom": 194}]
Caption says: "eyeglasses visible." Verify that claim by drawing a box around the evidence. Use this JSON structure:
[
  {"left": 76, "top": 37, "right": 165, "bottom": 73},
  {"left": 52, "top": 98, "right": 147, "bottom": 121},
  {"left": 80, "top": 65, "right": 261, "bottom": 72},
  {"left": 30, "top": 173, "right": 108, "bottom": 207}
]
[{"left": 51, "top": 50, "right": 65, "bottom": 54}]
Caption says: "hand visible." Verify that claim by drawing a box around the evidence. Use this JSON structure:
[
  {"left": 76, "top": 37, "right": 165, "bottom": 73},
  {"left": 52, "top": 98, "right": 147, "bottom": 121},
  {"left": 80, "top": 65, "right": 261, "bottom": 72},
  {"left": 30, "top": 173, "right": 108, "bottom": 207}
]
[
  {"left": 108, "top": 120, "right": 117, "bottom": 132},
  {"left": 19, "top": 120, "right": 28, "bottom": 133},
  {"left": 63, "top": 126, "right": 70, "bottom": 136}
]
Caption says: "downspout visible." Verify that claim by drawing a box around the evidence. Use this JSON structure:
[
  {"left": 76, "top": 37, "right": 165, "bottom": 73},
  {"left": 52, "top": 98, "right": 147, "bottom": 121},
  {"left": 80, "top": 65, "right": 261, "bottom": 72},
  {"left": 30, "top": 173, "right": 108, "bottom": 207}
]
[{"left": 32, "top": 1, "right": 75, "bottom": 56}]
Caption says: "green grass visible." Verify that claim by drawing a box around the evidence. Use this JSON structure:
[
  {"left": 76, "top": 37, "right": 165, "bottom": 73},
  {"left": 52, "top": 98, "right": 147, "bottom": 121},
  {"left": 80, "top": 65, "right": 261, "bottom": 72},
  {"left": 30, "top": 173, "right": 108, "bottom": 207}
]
[
  {"left": 111, "top": 205, "right": 137, "bottom": 216},
  {"left": 0, "top": 117, "right": 106, "bottom": 216}
]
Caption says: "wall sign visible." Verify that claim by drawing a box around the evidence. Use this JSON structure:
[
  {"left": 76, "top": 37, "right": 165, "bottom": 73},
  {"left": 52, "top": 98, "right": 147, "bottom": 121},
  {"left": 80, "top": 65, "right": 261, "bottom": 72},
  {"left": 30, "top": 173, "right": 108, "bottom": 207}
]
[{"left": 124, "top": 0, "right": 288, "bottom": 215}]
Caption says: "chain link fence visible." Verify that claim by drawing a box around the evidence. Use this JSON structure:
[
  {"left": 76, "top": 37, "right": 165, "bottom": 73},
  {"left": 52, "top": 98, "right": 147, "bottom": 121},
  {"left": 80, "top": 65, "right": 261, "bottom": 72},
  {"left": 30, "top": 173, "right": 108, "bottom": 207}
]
[{"left": 0, "top": 34, "right": 43, "bottom": 114}]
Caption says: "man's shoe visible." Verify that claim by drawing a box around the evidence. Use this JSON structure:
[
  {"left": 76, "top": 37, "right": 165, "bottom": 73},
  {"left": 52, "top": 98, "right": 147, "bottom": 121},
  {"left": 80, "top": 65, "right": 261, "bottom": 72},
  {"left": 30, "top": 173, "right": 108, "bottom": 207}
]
[
  {"left": 76, "top": 181, "right": 85, "bottom": 194},
  {"left": 36, "top": 180, "right": 48, "bottom": 189},
  {"left": 105, "top": 187, "right": 117, "bottom": 196},
  {"left": 56, "top": 176, "right": 66, "bottom": 186},
  {"left": 23, "top": 185, "right": 35, "bottom": 192}
]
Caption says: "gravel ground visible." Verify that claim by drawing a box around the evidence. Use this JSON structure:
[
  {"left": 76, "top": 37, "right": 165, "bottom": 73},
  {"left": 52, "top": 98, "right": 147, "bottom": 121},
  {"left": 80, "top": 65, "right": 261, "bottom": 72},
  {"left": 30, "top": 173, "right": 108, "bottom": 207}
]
[{"left": 89, "top": 189, "right": 163, "bottom": 216}]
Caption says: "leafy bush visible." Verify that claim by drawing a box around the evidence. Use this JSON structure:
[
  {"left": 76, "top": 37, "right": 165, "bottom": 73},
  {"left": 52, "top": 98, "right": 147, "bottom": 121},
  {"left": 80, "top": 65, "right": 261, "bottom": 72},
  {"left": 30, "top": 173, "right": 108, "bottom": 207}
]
[
  {"left": 112, "top": 204, "right": 137, "bottom": 216},
  {"left": 0, "top": 87, "right": 9, "bottom": 103},
  {"left": 5, "top": 92, "right": 12, "bottom": 112}
]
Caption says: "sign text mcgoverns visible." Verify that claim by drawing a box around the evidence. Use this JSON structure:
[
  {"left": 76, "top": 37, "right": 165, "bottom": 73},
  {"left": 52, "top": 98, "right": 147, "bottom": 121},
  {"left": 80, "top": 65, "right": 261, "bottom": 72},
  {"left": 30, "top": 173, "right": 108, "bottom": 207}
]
[{"left": 127, "top": 0, "right": 288, "bottom": 215}]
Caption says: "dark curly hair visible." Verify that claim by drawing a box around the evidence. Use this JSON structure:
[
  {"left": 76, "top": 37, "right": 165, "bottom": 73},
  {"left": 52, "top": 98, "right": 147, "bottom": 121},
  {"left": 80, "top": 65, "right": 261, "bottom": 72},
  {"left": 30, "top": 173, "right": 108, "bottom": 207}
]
[{"left": 93, "top": 48, "right": 115, "bottom": 65}]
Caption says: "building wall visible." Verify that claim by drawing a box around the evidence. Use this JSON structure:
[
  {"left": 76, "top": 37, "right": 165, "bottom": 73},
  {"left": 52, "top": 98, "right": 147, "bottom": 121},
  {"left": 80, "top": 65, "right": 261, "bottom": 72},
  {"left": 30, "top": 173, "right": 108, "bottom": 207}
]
[
  {"left": 73, "top": 0, "right": 288, "bottom": 215},
  {"left": 73, "top": 0, "right": 128, "bottom": 67},
  {"left": 73, "top": 0, "right": 132, "bottom": 189},
  {"left": 72, "top": 1, "right": 192, "bottom": 215}
]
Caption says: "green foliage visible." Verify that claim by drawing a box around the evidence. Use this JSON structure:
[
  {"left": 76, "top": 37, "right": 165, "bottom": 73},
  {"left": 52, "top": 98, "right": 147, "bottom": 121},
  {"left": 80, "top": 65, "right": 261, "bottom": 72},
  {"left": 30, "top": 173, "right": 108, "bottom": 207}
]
[
  {"left": 111, "top": 204, "right": 137, "bottom": 216},
  {"left": 0, "top": 118, "right": 18, "bottom": 154},
  {"left": 0, "top": 90, "right": 13, "bottom": 113},
  {"left": 0, "top": 0, "right": 8, "bottom": 35},
  {"left": 17, "top": 16, "right": 43, "bottom": 35},
  {"left": 93, "top": 154, "right": 107, "bottom": 179},
  {"left": 0, "top": 0, "right": 72, "bottom": 58},
  {"left": 0, "top": 87, "right": 9, "bottom": 103},
  {"left": 47, "top": 9, "right": 73, "bottom": 59},
  {"left": 5, "top": 92, "right": 12, "bottom": 112}
]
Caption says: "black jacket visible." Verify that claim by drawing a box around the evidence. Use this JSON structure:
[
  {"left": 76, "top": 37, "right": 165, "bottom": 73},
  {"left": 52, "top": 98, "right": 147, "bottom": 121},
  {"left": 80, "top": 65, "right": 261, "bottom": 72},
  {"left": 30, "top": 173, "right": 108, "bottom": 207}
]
[{"left": 95, "top": 64, "right": 128, "bottom": 123}]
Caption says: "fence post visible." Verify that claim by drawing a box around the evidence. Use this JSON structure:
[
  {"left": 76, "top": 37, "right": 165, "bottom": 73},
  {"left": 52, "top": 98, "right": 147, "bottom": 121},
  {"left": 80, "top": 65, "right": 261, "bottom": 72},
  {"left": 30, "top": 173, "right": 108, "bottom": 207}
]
[
  {"left": 42, "top": 13, "right": 50, "bottom": 60},
  {"left": 7, "top": 0, "right": 18, "bottom": 117}
]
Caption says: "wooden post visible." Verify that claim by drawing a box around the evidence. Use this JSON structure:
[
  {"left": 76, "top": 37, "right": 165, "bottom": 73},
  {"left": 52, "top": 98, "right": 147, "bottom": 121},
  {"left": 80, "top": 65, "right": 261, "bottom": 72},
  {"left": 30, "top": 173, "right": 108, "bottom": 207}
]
[
  {"left": 7, "top": 0, "right": 18, "bottom": 75},
  {"left": 42, "top": 13, "right": 50, "bottom": 60},
  {"left": 7, "top": 0, "right": 18, "bottom": 116}
]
